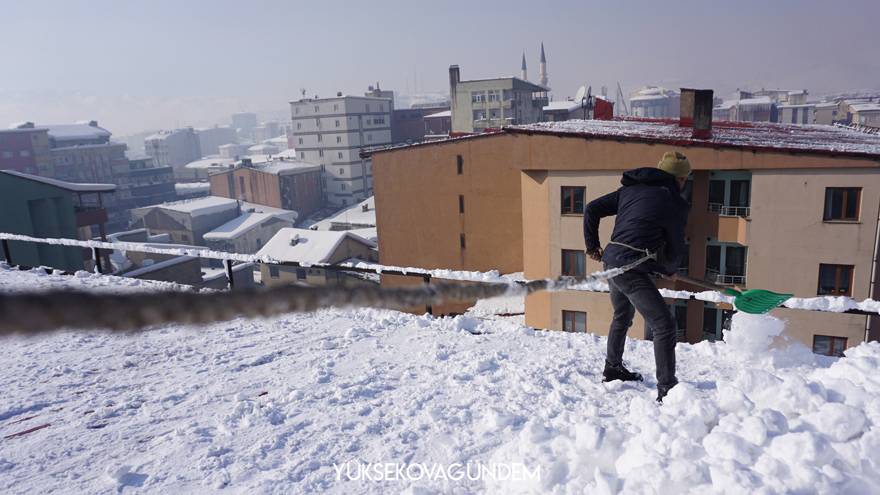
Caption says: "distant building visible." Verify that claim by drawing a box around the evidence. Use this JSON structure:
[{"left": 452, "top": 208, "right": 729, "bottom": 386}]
[
  {"left": 849, "top": 103, "right": 880, "bottom": 128},
  {"left": 218, "top": 143, "right": 251, "bottom": 159},
  {"left": 130, "top": 196, "right": 242, "bottom": 245},
  {"left": 714, "top": 96, "right": 776, "bottom": 123},
  {"left": 257, "top": 228, "right": 378, "bottom": 288},
  {"left": 231, "top": 112, "right": 259, "bottom": 140},
  {"left": 176, "top": 156, "right": 236, "bottom": 182},
  {"left": 814, "top": 102, "right": 840, "bottom": 125},
  {"left": 196, "top": 126, "right": 237, "bottom": 156},
  {"left": 423, "top": 110, "right": 452, "bottom": 138},
  {"left": 174, "top": 182, "right": 211, "bottom": 200},
  {"left": 252, "top": 121, "right": 283, "bottom": 143},
  {"left": 629, "top": 86, "right": 681, "bottom": 118},
  {"left": 543, "top": 96, "right": 614, "bottom": 122},
  {"left": 117, "top": 157, "right": 177, "bottom": 211},
  {"left": 0, "top": 170, "right": 115, "bottom": 272},
  {"left": 2, "top": 121, "right": 136, "bottom": 232},
  {"left": 203, "top": 209, "right": 296, "bottom": 254},
  {"left": 448, "top": 65, "right": 548, "bottom": 133},
  {"left": 145, "top": 128, "right": 202, "bottom": 168},
  {"left": 777, "top": 104, "right": 816, "bottom": 125},
  {"left": 208, "top": 157, "right": 323, "bottom": 217},
  {"left": 290, "top": 90, "right": 393, "bottom": 206},
  {"left": 392, "top": 104, "right": 450, "bottom": 144},
  {"left": 311, "top": 196, "right": 376, "bottom": 231}
]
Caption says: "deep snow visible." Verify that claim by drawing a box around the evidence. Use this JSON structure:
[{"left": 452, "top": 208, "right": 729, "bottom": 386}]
[{"left": 1, "top": 265, "right": 880, "bottom": 494}]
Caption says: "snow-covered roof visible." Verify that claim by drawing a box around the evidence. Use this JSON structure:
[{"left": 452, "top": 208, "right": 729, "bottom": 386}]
[
  {"left": 124, "top": 256, "right": 196, "bottom": 277},
  {"left": 424, "top": 110, "right": 452, "bottom": 118},
  {"left": 312, "top": 197, "right": 376, "bottom": 230},
  {"left": 255, "top": 159, "right": 321, "bottom": 175},
  {"left": 630, "top": 86, "right": 678, "bottom": 102},
  {"left": 44, "top": 123, "right": 112, "bottom": 141},
  {"left": 183, "top": 156, "right": 236, "bottom": 169},
  {"left": 257, "top": 228, "right": 376, "bottom": 264},
  {"left": 247, "top": 144, "right": 279, "bottom": 153},
  {"left": 737, "top": 96, "right": 773, "bottom": 107},
  {"left": 348, "top": 227, "right": 378, "bottom": 243},
  {"left": 173, "top": 182, "right": 210, "bottom": 192},
  {"left": 203, "top": 211, "right": 294, "bottom": 241},
  {"left": 850, "top": 103, "right": 880, "bottom": 113},
  {"left": 508, "top": 118, "right": 880, "bottom": 158},
  {"left": 155, "top": 196, "right": 239, "bottom": 216},
  {"left": 0, "top": 170, "right": 116, "bottom": 193}
]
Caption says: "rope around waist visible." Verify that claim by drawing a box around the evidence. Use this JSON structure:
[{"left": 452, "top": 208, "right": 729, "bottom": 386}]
[{"left": 607, "top": 241, "right": 658, "bottom": 260}]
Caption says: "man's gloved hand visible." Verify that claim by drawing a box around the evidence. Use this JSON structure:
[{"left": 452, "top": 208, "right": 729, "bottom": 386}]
[{"left": 586, "top": 246, "right": 603, "bottom": 262}]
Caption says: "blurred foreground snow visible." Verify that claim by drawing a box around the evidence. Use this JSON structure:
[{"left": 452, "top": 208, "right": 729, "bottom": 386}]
[{"left": 0, "top": 264, "right": 879, "bottom": 494}]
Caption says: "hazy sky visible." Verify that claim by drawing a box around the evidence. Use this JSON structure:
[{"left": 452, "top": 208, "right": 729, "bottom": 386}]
[{"left": 1, "top": 0, "right": 878, "bottom": 135}]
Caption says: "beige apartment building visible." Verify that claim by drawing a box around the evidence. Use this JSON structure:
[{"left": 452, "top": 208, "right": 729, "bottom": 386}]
[{"left": 371, "top": 105, "right": 880, "bottom": 355}]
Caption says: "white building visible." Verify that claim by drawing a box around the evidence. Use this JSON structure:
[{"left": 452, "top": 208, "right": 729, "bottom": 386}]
[
  {"left": 289, "top": 94, "right": 392, "bottom": 207},
  {"left": 195, "top": 126, "right": 237, "bottom": 156},
  {"left": 145, "top": 128, "right": 202, "bottom": 168},
  {"left": 629, "top": 86, "right": 680, "bottom": 118},
  {"left": 849, "top": 103, "right": 880, "bottom": 128}
]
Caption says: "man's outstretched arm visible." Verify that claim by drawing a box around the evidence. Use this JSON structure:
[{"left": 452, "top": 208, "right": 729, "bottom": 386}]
[{"left": 583, "top": 190, "right": 619, "bottom": 260}]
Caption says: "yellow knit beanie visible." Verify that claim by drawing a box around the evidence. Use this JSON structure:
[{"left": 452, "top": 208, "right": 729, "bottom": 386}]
[{"left": 657, "top": 151, "right": 691, "bottom": 178}]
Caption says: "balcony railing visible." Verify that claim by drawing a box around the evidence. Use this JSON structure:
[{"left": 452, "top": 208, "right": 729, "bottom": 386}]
[
  {"left": 708, "top": 203, "right": 750, "bottom": 218},
  {"left": 706, "top": 269, "right": 746, "bottom": 286}
]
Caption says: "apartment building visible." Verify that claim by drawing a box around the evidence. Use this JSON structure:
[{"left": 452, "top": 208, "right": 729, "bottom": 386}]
[
  {"left": 448, "top": 65, "right": 548, "bottom": 133},
  {"left": 145, "top": 128, "right": 202, "bottom": 168},
  {"left": 290, "top": 92, "right": 392, "bottom": 206},
  {"left": 208, "top": 158, "right": 323, "bottom": 217},
  {"left": 629, "top": 86, "right": 681, "bottom": 119},
  {"left": 371, "top": 93, "right": 880, "bottom": 355},
  {"left": 195, "top": 126, "right": 237, "bottom": 156}
]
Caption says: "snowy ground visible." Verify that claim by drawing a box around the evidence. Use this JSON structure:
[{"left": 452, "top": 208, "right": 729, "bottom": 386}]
[{"left": 1, "top": 265, "right": 880, "bottom": 494}]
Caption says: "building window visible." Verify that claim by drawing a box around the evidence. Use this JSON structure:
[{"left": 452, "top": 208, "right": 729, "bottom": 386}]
[
  {"left": 314, "top": 105, "right": 319, "bottom": 112},
  {"left": 562, "top": 249, "right": 586, "bottom": 277},
  {"left": 298, "top": 138, "right": 303, "bottom": 145},
  {"left": 338, "top": 152, "right": 343, "bottom": 159},
  {"left": 813, "top": 335, "right": 847, "bottom": 357},
  {"left": 297, "top": 123, "right": 301, "bottom": 130},
  {"left": 562, "top": 310, "right": 587, "bottom": 332},
  {"left": 341, "top": 183, "right": 346, "bottom": 190},
  {"left": 296, "top": 268, "right": 307, "bottom": 280},
  {"left": 339, "top": 168, "right": 344, "bottom": 175},
  {"left": 319, "top": 150, "right": 324, "bottom": 157},
  {"left": 459, "top": 194, "right": 464, "bottom": 214},
  {"left": 333, "top": 104, "right": 338, "bottom": 111},
  {"left": 561, "top": 186, "right": 585, "bottom": 214},
  {"left": 456, "top": 155, "right": 463, "bottom": 175},
  {"left": 269, "top": 266, "right": 279, "bottom": 278},
  {"left": 818, "top": 264, "right": 854, "bottom": 296},
  {"left": 460, "top": 233, "right": 466, "bottom": 249},
  {"left": 366, "top": 104, "right": 371, "bottom": 112},
  {"left": 335, "top": 120, "right": 340, "bottom": 127},
  {"left": 295, "top": 107, "right": 300, "bottom": 114},
  {"left": 300, "top": 151, "right": 305, "bottom": 159},
  {"left": 315, "top": 118, "right": 321, "bottom": 128},
  {"left": 366, "top": 118, "right": 371, "bottom": 125},
  {"left": 336, "top": 136, "right": 341, "bottom": 143},
  {"left": 379, "top": 104, "right": 384, "bottom": 112},
  {"left": 471, "top": 92, "right": 485, "bottom": 103},
  {"left": 823, "top": 187, "right": 860, "bottom": 221},
  {"left": 373, "top": 117, "right": 385, "bottom": 125},
  {"left": 367, "top": 134, "right": 372, "bottom": 142},
  {"left": 238, "top": 176, "right": 245, "bottom": 194},
  {"left": 317, "top": 134, "right": 322, "bottom": 142}
]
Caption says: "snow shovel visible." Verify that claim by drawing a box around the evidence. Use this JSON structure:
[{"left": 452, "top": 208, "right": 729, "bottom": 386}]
[{"left": 671, "top": 274, "right": 792, "bottom": 314}]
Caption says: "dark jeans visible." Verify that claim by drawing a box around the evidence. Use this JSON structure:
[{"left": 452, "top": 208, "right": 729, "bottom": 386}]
[{"left": 606, "top": 269, "right": 677, "bottom": 388}]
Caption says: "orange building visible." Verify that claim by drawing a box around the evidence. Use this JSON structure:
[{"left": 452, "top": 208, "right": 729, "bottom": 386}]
[
  {"left": 209, "top": 158, "right": 323, "bottom": 218},
  {"left": 371, "top": 94, "right": 880, "bottom": 355}
]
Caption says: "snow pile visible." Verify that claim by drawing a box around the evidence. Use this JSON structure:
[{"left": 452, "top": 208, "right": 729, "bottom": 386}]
[{"left": 1, "top": 267, "right": 880, "bottom": 493}]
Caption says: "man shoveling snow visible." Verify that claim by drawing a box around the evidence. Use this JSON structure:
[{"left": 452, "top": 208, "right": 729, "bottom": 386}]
[{"left": 584, "top": 151, "right": 691, "bottom": 402}]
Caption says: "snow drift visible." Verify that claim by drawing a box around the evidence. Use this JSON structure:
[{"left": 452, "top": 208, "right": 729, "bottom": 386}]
[{"left": 0, "top": 264, "right": 879, "bottom": 494}]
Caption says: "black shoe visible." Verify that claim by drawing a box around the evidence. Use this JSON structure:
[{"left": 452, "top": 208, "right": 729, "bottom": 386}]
[
  {"left": 603, "top": 364, "right": 643, "bottom": 383},
  {"left": 656, "top": 382, "right": 677, "bottom": 403}
]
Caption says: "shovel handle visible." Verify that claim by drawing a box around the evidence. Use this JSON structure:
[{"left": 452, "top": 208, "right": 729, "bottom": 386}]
[{"left": 668, "top": 274, "right": 729, "bottom": 292}]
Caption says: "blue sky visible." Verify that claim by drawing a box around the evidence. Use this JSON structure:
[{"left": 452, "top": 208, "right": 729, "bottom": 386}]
[{"left": 1, "top": 0, "right": 877, "bottom": 134}]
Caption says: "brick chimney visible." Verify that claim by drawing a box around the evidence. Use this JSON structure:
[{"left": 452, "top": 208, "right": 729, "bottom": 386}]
[
  {"left": 680, "top": 88, "right": 713, "bottom": 139},
  {"left": 449, "top": 65, "right": 460, "bottom": 110}
]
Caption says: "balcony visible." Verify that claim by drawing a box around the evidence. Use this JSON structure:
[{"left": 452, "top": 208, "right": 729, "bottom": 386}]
[
  {"left": 708, "top": 203, "right": 750, "bottom": 218},
  {"left": 706, "top": 268, "right": 746, "bottom": 286}
]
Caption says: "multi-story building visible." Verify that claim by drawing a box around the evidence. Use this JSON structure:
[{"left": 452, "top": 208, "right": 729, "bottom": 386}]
[
  {"left": 448, "top": 65, "right": 548, "bottom": 133},
  {"left": 777, "top": 104, "right": 816, "bottom": 125},
  {"left": 391, "top": 104, "right": 450, "bottom": 144},
  {"left": 208, "top": 157, "right": 323, "bottom": 217},
  {"left": 145, "top": 128, "right": 202, "bottom": 168},
  {"left": 130, "top": 196, "right": 242, "bottom": 245},
  {"left": 0, "top": 170, "right": 115, "bottom": 272},
  {"left": 231, "top": 112, "right": 259, "bottom": 140},
  {"left": 289, "top": 91, "right": 392, "bottom": 206},
  {"left": 195, "top": 126, "right": 237, "bottom": 156},
  {"left": 849, "top": 103, "right": 880, "bottom": 128},
  {"left": 203, "top": 209, "right": 296, "bottom": 254},
  {"left": 370, "top": 90, "right": 880, "bottom": 355},
  {"left": 0, "top": 125, "right": 50, "bottom": 174},
  {"left": 114, "top": 157, "right": 177, "bottom": 213}
]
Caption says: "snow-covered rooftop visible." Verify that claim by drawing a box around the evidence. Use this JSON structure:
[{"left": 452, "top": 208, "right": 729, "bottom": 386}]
[
  {"left": 154, "top": 196, "right": 239, "bottom": 217},
  {"left": 183, "top": 156, "right": 235, "bottom": 169},
  {"left": 850, "top": 103, "right": 880, "bottom": 113},
  {"left": 311, "top": 197, "right": 376, "bottom": 230},
  {"left": 424, "top": 110, "right": 452, "bottom": 118},
  {"left": 0, "top": 170, "right": 116, "bottom": 193},
  {"left": 509, "top": 118, "right": 880, "bottom": 157},
  {"left": 544, "top": 100, "right": 581, "bottom": 112},
  {"left": 203, "top": 211, "right": 295, "bottom": 241},
  {"left": 254, "top": 159, "right": 321, "bottom": 175},
  {"left": 1, "top": 263, "right": 880, "bottom": 493},
  {"left": 737, "top": 96, "right": 773, "bottom": 107},
  {"left": 173, "top": 182, "right": 210, "bottom": 192},
  {"left": 44, "top": 123, "right": 111, "bottom": 141},
  {"left": 257, "top": 228, "right": 376, "bottom": 264}
]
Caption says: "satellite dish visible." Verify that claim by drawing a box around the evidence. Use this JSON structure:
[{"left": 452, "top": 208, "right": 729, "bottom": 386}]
[{"left": 575, "top": 85, "right": 587, "bottom": 105}]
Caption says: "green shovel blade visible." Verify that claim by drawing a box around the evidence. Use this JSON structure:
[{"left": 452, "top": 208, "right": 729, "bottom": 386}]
[{"left": 723, "top": 288, "right": 793, "bottom": 315}]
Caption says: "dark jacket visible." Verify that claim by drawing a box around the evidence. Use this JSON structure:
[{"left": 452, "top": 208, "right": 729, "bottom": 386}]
[{"left": 583, "top": 167, "right": 689, "bottom": 275}]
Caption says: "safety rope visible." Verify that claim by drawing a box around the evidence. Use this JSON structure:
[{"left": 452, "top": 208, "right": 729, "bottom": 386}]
[{"left": 0, "top": 256, "right": 654, "bottom": 335}]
